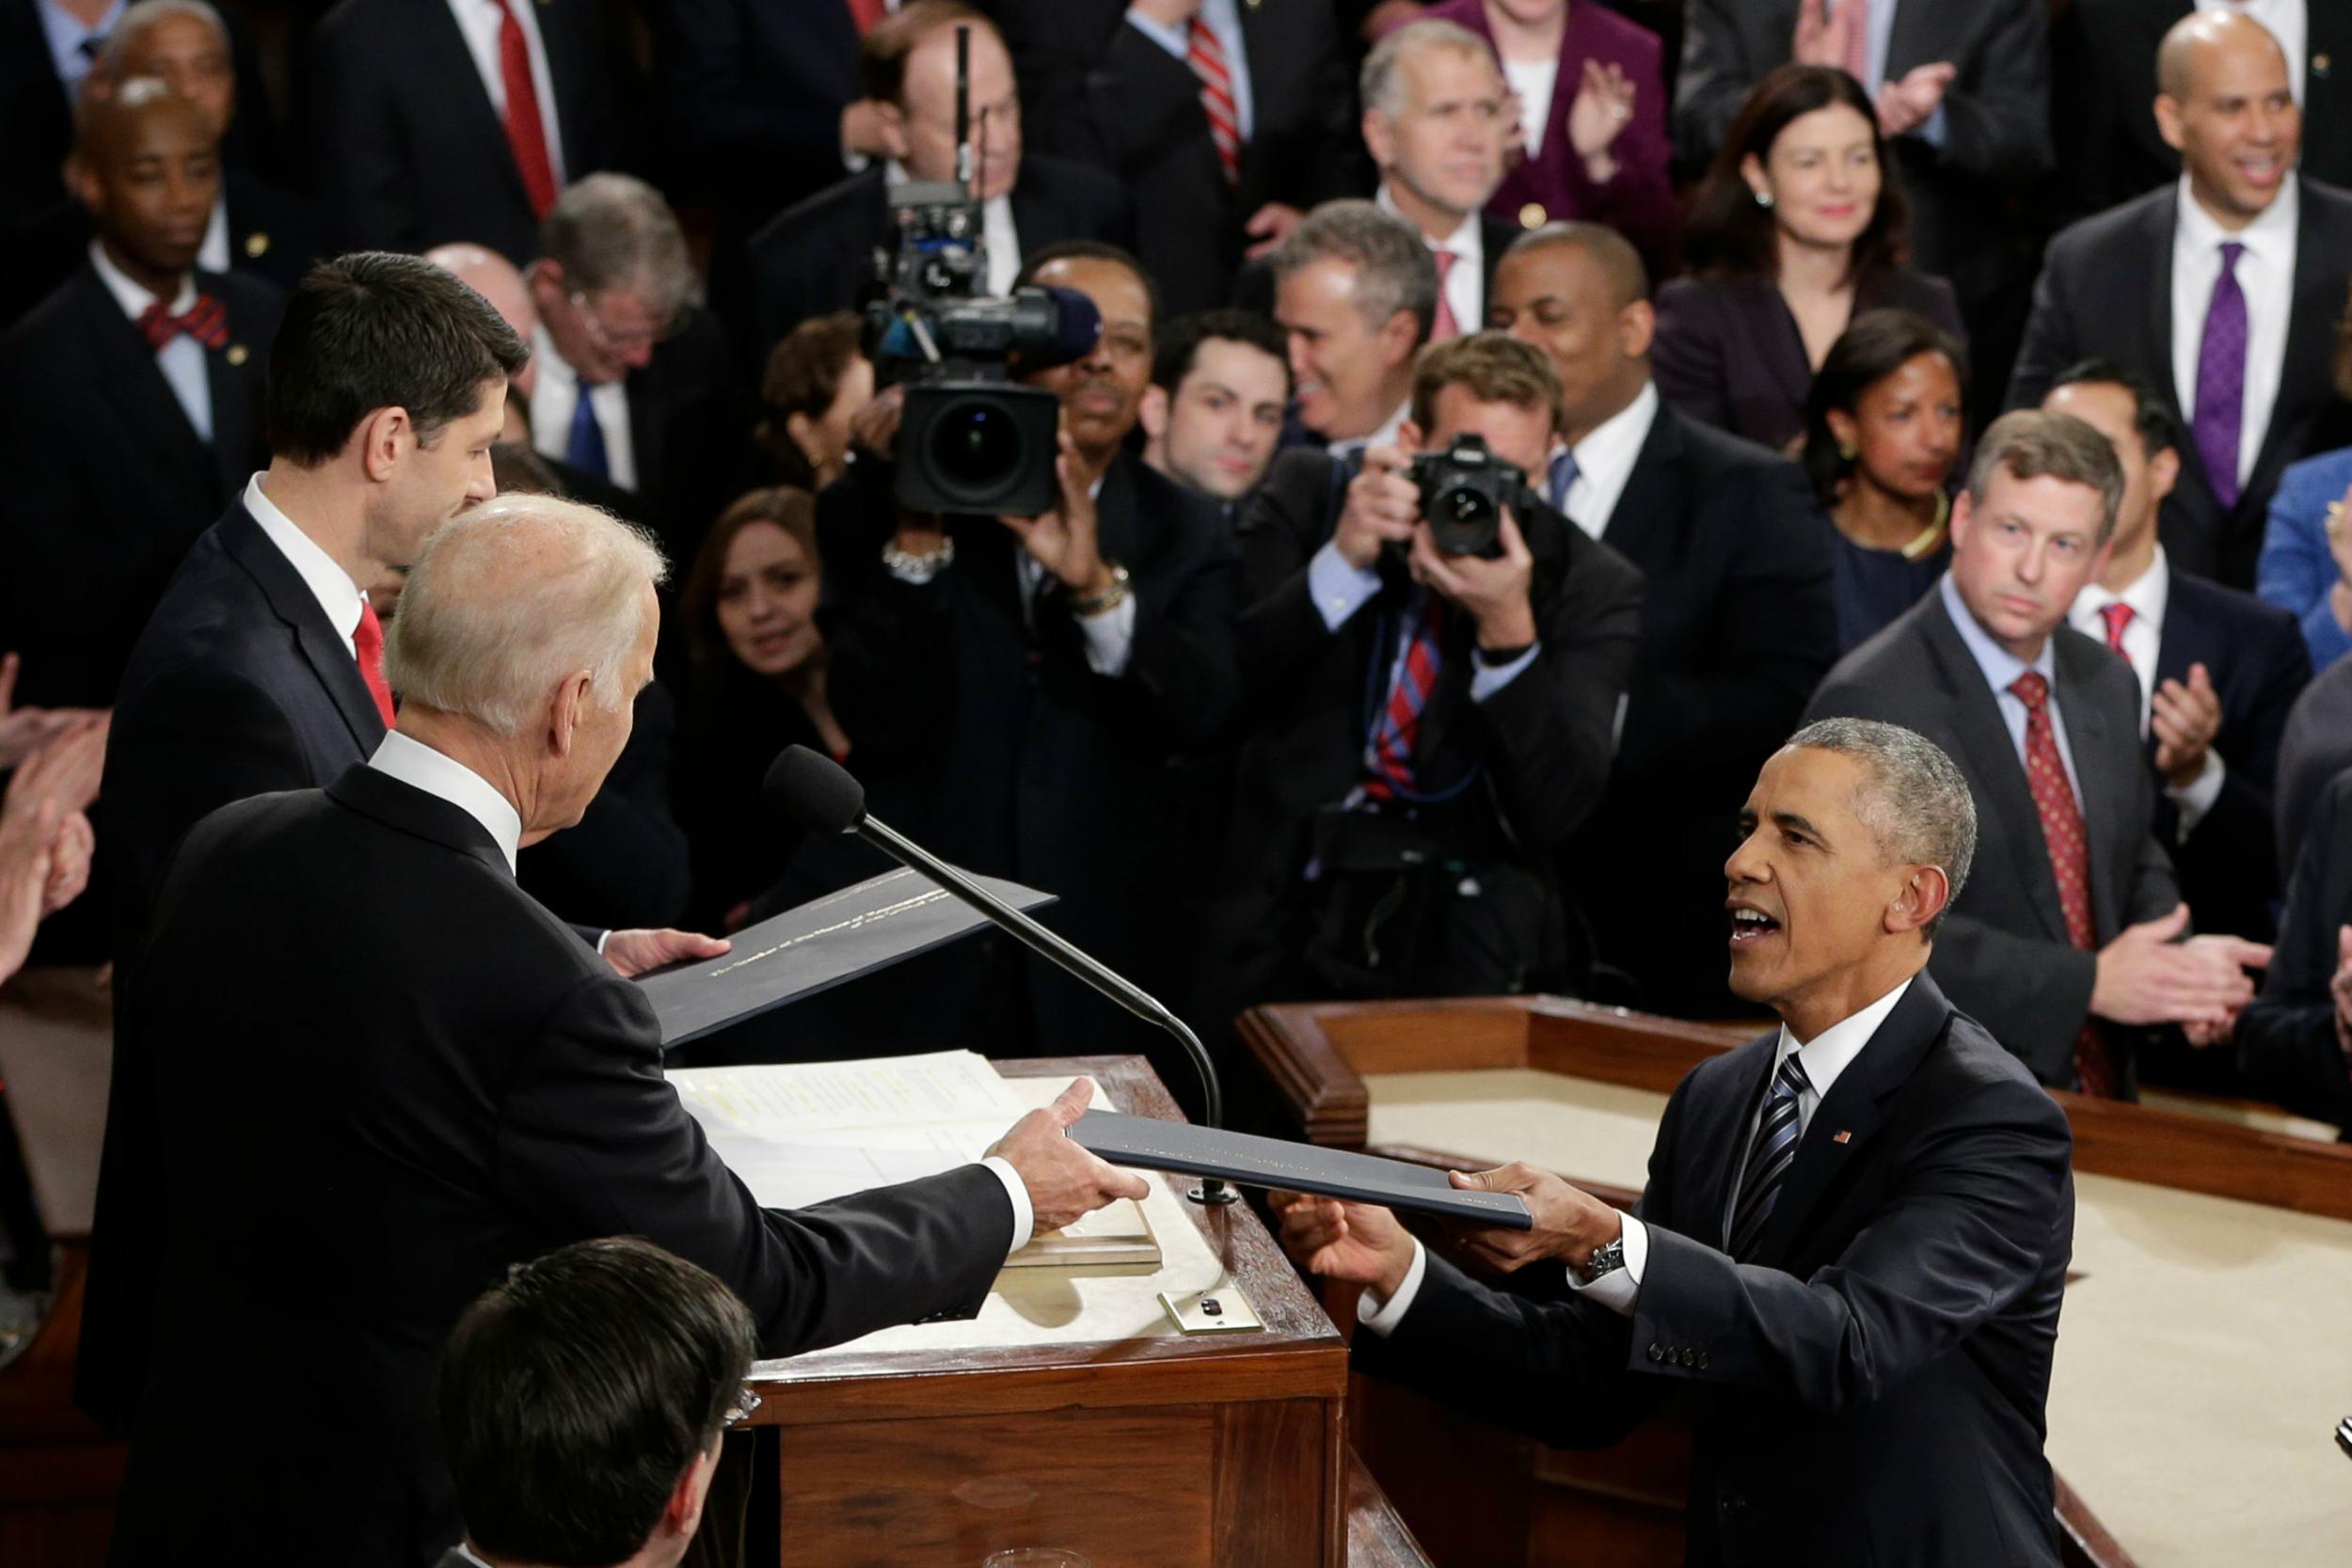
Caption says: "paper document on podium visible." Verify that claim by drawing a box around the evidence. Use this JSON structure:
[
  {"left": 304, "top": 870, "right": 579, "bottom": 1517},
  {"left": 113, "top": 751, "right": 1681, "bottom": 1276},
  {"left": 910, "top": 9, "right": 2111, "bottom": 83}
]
[
  {"left": 672, "top": 1053, "right": 1161, "bottom": 1268},
  {"left": 638, "top": 867, "right": 1056, "bottom": 1047},
  {"left": 1073, "top": 1110, "right": 1534, "bottom": 1229}
]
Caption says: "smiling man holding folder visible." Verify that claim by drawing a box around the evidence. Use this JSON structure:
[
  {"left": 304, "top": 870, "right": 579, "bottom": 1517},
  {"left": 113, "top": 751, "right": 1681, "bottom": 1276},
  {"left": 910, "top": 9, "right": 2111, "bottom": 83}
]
[{"left": 1277, "top": 718, "right": 2076, "bottom": 1568}]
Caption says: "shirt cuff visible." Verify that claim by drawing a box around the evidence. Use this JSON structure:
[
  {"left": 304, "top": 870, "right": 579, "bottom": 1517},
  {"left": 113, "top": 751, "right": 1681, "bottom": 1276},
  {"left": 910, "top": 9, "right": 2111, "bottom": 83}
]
[
  {"left": 1563, "top": 1212, "right": 1645, "bottom": 1317},
  {"left": 1915, "top": 103, "right": 1950, "bottom": 150},
  {"left": 595, "top": 929, "right": 612, "bottom": 955},
  {"left": 1470, "top": 641, "right": 1540, "bottom": 703},
  {"left": 1076, "top": 591, "right": 1138, "bottom": 677},
  {"left": 981, "top": 1154, "right": 1035, "bottom": 1257},
  {"left": 2168, "top": 748, "right": 2227, "bottom": 836},
  {"left": 1308, "top": 539, "right": 1382, "bottom": 631},
  {"left": 1123, "top": 8, "right": 1189, "bottom": 57},
  {"left": 1355, "top": 1236, "right": 1427, "bottom": 1338}
]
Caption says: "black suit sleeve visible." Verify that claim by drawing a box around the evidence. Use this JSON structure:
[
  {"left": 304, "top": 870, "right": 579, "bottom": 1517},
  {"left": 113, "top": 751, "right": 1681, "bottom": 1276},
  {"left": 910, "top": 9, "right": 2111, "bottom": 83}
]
[
  {"left": 1926, "top": 0, "right": 2053, "bottom": 182},
  {"left": 309, "top": 13, "right": 421, "bottom": 254},
  {"left": 505, "top": 972, "right": 1013, "bottom": 1353},
  {"left": 2179, "top": 610, "right": 2308, "bottom": 873},
  {"left": 1234, "top": 452, "right": 1354, "bottom": 684},
  {"left": 2004, "top": 235, "right": 2084, "bottom": 412},
  {"left": 1112, "top": 491, "right": 1243, "bottom": 752},
  {"left": 2235, "top": 775, "right": 2352, "bottom": 1132},
  {"left": 813, "top": 470, "right": 961, "bottom": 769}
]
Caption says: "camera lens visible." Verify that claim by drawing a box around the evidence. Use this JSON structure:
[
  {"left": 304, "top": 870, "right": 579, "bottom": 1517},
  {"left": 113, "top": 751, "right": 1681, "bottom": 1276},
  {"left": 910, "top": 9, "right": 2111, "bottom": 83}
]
[
  {"left": 930, "top": 397, "right": 1024, "bottom": 497},
  {"left": 1433, "top": 484, "right": 1497, "bottom": 530}
]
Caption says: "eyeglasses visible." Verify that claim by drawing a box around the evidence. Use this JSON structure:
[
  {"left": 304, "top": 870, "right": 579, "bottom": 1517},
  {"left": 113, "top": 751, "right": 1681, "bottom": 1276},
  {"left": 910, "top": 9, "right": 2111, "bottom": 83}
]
[
  {"left": 568, "top": 290, "right": 682, "bottom": 356},
  {"left": 721, "top": 1384, "right": 762, "bottom": 1429}
]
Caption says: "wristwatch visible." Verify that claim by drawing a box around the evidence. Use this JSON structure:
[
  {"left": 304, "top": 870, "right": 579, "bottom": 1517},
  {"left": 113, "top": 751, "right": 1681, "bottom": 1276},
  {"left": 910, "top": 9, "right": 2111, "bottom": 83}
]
[
  {"left": 882, "top": 534, "right": 956, "bottom": 582},
  {"left": 1577, "top": 1237, "right": 1627, "bottom": 1285},
  {"left": 1069, "top": 562, "right": 1132, "bottom": 618}
]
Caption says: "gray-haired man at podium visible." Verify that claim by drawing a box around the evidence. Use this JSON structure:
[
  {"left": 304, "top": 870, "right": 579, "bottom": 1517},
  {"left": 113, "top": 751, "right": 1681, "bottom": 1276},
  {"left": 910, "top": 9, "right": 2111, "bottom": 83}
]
[
  {"left": 1277, "top": 719, "right": 2076, "bottom": 1567},
  {"left": 92, "top": 492, "right": 1147, "bottom": 1568}
]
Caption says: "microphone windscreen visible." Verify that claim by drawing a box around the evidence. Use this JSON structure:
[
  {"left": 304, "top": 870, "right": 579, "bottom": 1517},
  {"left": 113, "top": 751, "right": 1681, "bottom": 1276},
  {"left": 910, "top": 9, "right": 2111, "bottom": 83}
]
[
  {"left": 1027, "top": 284, "right": 1104, "bottom": 370},
  {"left": 763, "top": 745, "right": 866, "bottom": 834}
]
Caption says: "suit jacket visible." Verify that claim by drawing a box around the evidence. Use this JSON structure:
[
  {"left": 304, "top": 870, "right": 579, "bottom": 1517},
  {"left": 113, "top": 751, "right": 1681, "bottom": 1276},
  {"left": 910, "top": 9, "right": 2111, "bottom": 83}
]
[
  {"left": 2235, "top": 764, "right": 2352, "bottom": 1136},
  {"left": 2151, "top": 570, "right": 2309, "bottom": 942},
  {"left": 815, "top": 451, "right": 1238, "bottom": 1081},
  {"left": 743, "top": 158, "right": 1132, "bottom": 371},
  {"left": 655, "top": 0, "right": 860, "bottom": 222},
  {"left": 94, "top": 764, "right": 1014, "bottom": 1565},
  {"left": 1562, "top": 401, "right": 1837, "bottom": 1016},
  {"left": 2006, "top": 180, "right": 2352, "bottom": 587},
  {"left": 997, "top": 0, "right": 1364, "bottom": 317},
  {"left": 1653, "top": 266, "right": 1966, "bottom": 455},
  {"left": 1355, "top": 973, "right": 2072, "bottom": 1568},
  {"left": 1207, "top": 446, "right": 1643, "bottom": 1005},
  {"left": 1805, "top": 593, "right": 2181, "bottom": 1090},
  {"left": 515, "top": 682, "right": 691, "bottom": 932},
  {"left": 1419, "top": 0, "right": 1680, "bottom": 271},
  {"left": 0, "top": 0, "right": 80, "bottom": 327},
  {"left": 0, "top": 262, "right": 283, "bottom": 709},
  {"left": 1231, "top": 212, "right": 1521, "bottom": 330},
  {"left": 1676, "top": 0, "right": 2053, "bottom": 305},
  {"left": 2254, "top": 443, "right": 2352, "bottom": 673},
  {"left": 2273, "top": 644, "right": 2352, "bottom": 871},
  {"left": 310, "top": 0, "right": 629, "bottom": 263},
  {"left": 223, "top": 166, "right": 324, "bottom": 295},
  {"left": 2051, "top": 0, "right": 2352, "bottom": 226}
]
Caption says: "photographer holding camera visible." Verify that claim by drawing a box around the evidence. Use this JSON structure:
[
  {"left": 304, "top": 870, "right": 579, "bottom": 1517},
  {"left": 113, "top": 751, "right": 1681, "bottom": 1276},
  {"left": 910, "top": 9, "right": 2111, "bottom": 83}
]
[
  {"left": 814, "top": 238, "right": 1239, "bottom": 1085},
  {"left": 1202, "top": 331, "right": 1642, "bottom": 1031}
]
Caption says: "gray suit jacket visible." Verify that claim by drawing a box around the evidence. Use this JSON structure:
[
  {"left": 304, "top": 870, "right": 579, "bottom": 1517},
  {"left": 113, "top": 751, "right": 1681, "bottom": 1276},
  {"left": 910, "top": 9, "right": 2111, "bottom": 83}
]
[{"left": 1804, "top": 593, "right": 2179, "bottom": 1090}]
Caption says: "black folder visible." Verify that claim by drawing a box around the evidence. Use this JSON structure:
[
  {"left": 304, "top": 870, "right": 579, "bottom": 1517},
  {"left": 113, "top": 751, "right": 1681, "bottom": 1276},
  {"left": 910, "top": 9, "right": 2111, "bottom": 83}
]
[
  {"left": 639, "top": 866, "right": 1055, "bottom": 1047},
  {"left": 1072, "top": 1111, "right": 1534, "bottom": 1229}
]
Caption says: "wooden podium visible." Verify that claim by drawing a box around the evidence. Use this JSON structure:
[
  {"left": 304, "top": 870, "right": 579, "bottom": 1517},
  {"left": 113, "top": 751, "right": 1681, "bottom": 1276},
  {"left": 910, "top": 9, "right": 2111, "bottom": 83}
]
[
  {"left": 1240, "top": 994, "right": 2352, "bottom": 1568},
  {"left": 738, "top": 1053, "right": 1363, "bottom": 1568}
]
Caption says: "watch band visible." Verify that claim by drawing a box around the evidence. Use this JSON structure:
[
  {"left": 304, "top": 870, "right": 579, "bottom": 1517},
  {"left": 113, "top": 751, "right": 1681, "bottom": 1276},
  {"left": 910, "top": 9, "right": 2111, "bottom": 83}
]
[
  {"left": 1069, "top": 562, "right": 1132, "bottom": 618},
  {"left": 1579, "top": 1236, "right": 1627, "bottom": 1284},
  {"left": 882, "top": 534, "right": 956, "bottom": 582}
]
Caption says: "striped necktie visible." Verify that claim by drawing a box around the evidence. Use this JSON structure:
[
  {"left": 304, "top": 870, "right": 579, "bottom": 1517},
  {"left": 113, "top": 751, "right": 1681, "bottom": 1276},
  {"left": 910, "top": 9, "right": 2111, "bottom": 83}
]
[
  {"left": 1361, "top": 587, "right": 1447, "bottom": 801},
  {"left": 1186, "top": 18, "right": 1241, "bottom": 186},
  {"left": 1728, "top": 1054, "right": 1810, "bottom": 1260}
]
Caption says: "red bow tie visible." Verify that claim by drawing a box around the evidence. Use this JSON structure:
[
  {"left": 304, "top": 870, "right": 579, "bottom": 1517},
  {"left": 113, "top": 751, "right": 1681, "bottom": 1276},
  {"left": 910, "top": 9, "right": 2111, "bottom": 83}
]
[{"left": 138, "top": 294, "right": 229, "bottom": 352}]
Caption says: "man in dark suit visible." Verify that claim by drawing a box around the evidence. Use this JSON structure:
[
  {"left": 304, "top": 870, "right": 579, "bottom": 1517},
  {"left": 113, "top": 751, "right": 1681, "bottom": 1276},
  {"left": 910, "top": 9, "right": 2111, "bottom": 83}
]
[
  {"left": 1676, "top": 0, "right": 2053, "bottom": 393},
  {"left": 2008, "top": 9, "right": 2352, "bottom": 588},
  {"left": 816, "top": 240, "right": 1238, "bottom": 1089},
  {"left": 1205, "top": 331, "right": 1641, "bottom": 1024},
  {"left": 1806, "top": 409, "right": 2271, "bottom": 1096},
  {"left": 743, "top": 2, "right": 1129, "bottom": 367},
  {"left": 2274, "top": 651, "right": 2352, "bottom": 871},
  {"left": 310, "top": 0, "right": 629, "bottom": 264},
  {"left": 95, "top": 489, "right": 1145, "bottom": 1565},
  {"left": 2053, "top": 0, "right": 2352, "bottom": 225},
  {"left": 522, "top": 173, "right": 744, "bottom": 567},
  {"left": 0, "top": 78, "right": 282, "bottom": 712},
  {"left": 993, "top": 0, "right": 1361, "bottom": 317},
  {"left": 2235, "top": 762, "right": 2352, "bottom": 1137},
  {"left": 1277, "top": 718, "right": 2076, "bottom": 1568},
  {"left": 93, "top": 0, "right": 321, "bottom": 293},
  {"left": 1490, "top": 223, "right": 1836, "bottom": 1016},
  {"left": 0, "top": 0, "right": 101, "bottom": 326},
  {"left": 2044, "top": 362, "right": 2310, "bottom": 946}
]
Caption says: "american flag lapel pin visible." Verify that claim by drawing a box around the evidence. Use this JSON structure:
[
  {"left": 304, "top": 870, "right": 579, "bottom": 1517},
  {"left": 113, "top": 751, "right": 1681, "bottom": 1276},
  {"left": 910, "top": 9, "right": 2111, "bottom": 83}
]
[{"left": 1832, "top": 1130, "right": 1852, "bottom": 1145}]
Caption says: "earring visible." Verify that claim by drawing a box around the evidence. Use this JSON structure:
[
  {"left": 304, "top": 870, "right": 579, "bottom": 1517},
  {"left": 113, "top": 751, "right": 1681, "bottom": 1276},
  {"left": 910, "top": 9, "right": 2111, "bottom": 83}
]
[
  {"left": 1837, "top": 440, "right": 1858, "bottom": 462},
  {"left": 1753, "top": 188, "right": 1774, "bottom": 209}
]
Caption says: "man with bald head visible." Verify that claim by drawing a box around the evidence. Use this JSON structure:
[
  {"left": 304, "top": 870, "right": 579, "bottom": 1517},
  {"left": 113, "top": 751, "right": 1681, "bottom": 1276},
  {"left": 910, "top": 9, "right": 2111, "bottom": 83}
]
[
  {"left": 1486, "top": 221, "right": 1835, "bottom": 1015},
  {"left": 93, "top": 0, "right": 319, "bottom": 290},
  {"left": 424, "top": 242, "right": 538, "bottom": 400},
  {"left": 2010, "top": 6, "right": 2352, "bottom": 588},
  {"left": 0, "top": 75, "right": 282, "bottom": 714}
]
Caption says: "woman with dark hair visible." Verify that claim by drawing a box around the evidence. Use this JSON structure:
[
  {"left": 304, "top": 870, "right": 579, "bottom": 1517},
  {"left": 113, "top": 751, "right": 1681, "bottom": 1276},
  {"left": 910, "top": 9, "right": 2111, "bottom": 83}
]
[
  {"left": 755, "top": 312, "right": 873, "bottom": 491},
  {"left": 672, "top": 487, "right": 854, "bottom": 930},
  {"left": 1654, "top": 64, "right": 1963, "bottom": 454},
  {"left": 1802, "top": 309, "right": 1967, "bottom": 653},
  {"left": 2257, "top": 278, "right": 2352, "bottom": 673}
]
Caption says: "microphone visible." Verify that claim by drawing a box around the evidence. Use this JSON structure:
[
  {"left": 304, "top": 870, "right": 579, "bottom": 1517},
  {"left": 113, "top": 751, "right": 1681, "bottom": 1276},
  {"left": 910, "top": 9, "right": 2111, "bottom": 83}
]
[{"left": 765, "top": 746, "right": 1235, "bottom": 1206}]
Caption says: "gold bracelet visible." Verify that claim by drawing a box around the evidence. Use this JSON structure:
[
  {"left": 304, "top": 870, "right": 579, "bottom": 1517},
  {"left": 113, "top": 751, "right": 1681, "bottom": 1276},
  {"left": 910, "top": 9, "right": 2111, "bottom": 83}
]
[{"left": 1069, "top": 562, "right": 1132, "bottom": 617}]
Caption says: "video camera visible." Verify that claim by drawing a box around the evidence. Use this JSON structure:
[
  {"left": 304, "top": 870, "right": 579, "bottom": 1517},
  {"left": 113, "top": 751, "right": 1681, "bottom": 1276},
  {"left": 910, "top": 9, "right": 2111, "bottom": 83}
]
[{"left": 1405, "top": 434, "right": 1544, "bottom": 560}]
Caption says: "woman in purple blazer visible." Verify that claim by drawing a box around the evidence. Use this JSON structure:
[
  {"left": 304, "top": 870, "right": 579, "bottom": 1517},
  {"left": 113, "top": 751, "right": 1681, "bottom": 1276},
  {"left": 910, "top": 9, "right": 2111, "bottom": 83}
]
[
  {"left": 1654, "top": 64, "right": 1963, "bottom": 456},
  {"left": 1409, "top": 0, "right": 1680, "bottom": 274}
]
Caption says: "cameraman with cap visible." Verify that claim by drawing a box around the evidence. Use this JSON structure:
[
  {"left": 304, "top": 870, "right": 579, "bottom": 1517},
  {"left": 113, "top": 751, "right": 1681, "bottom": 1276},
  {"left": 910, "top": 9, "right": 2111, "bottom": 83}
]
[
  {"left": 1201, "top": 331, "right": 1642, "bottom": 1035},
  {"left": 809, "top": 238, "right": 1239, "bottom": 1093}
]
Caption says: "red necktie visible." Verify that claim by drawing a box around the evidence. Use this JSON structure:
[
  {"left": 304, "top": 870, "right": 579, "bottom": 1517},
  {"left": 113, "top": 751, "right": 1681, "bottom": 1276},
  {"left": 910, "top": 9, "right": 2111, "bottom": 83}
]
[
  {"left": 1186, "top": 18, "right": 1241, "bottom": 187},
  {"left": 492, "top": 0, "right": 558, "bottom": 221},
  {"left": 354, "top": 599, "right": 397, "bottom": 729},
  {"left": 2098, "top": 601, "right": 2135, "bottom": 654},
  {"left": 138, "top": 294, "right": 228, "bottom": 351},
  {"left": 2009, "top": 673, "right": 2119, "bottom": 1097},
  {"left": 844, "top": 0, "right": 886, "bottom": 33},
  {"left": 1430, "top": 249, "right": 1461, "bottom": 341},
  {"left": 1363, "top": 590, "right": 1447, "bottom": 800}
]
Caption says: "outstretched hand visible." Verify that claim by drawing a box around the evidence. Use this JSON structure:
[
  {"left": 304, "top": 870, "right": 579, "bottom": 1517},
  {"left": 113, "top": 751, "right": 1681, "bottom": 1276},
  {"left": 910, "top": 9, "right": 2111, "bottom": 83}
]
[
  {"left": 988, "top": 1079, "right": 1152, "bottom": 1234},
  {"left": 1269, "top": 1189, "right": 1415, "bottom": 1298},
  {"left": 1445, "top": 1162, "right": 1620, "bottom": 1275}
]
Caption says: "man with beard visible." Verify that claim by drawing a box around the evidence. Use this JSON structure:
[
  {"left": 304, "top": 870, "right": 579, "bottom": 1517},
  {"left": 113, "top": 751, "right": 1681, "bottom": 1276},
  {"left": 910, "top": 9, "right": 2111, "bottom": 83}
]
[{"left": 813, "top": 239, "right": 1239, "bottom": 1092}]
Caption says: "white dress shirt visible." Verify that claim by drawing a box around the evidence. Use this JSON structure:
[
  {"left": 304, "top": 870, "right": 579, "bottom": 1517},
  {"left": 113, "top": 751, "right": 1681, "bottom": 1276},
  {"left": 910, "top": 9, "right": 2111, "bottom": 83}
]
[
  {"left": 442, "top": 0, "right": 567, "bottom": 188},
  {"left": 1559, "top": 380, "right": 1657, "bottom": 542},
  {"left": 199, "top": 196, "right": 231, "bottom": 276},
  {"left": 243, "top": 473, "right": 366, "bottom": 659},
  {"left": 1122, "top": 0, "right": 1256, "bottom": 142},
  {"left": 1500, "top": 55, "right": 1558, "bottom": 158},
  {"left": 1837, "top": 0, "right": 1950, "bottom": 146},
  {"left": 2171, "top": 175, "right": 2297, "bottom": 494},
  {"left": 35, "top": 0, "right": 122, "bottom": 103},
  {"left": 1937, "top": 572, "right": 2086, "bottom": 802},
  {"left": 1377, "top": 182, "right": 1483, "bottom": 341},
  {"left": 2198, "top": 0, "right": 2308, "bottom": 103},
  {"left": 89, "top": 242, "right": 214, "bottom": 442},
  {"left": 2065, "top": 547, "right": 2228, "bottom": 833},
  {"left": 529, "top": 324, "right": 639, "bottom": 491},
  {"left": 884, "top": 159, "right": 1021, "bottom": 297},
  {"left": 1360, "top": 977, "right": 1916, "bottom": 1333}
]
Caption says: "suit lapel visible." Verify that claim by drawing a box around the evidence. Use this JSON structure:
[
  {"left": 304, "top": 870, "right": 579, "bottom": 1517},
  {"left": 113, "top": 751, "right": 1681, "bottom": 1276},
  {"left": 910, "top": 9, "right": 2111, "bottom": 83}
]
[
  {"left": 200, "top": 275, "right": 257, "bottom": 497},
  {"left": 624, "top": 356, "right": 659, "bottom": 500},
  {"left": 1599, "top": 402, "right": 1683, "bottom": 561},
  {"left": 422, "top": 0, "right": 530, "bottom": 212},
  {"left": 76, "top": 271, "right": 215, "bottom": 496},
  {"left": 219, "top": 504, "right": 388, "bottom": 753},
  {"left": 2140, "top": 194, "right": 2183, "bottom": 421},
  {"left": 2054, "top": 633, "right": 2123, "bottom": 935},
  {"left": 1682, "top": 1036, "right": 1780, "bottom": 1251}
]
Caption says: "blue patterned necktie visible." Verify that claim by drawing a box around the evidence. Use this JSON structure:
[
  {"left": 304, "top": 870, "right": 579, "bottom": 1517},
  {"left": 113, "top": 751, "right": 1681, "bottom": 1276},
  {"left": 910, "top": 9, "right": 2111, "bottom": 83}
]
[
  {"left": 1546, "top": 448, "right": 1579, "bottom": 513},
  {"left": 1728, "top": 1054, "right": 1811, "bottom": 1261},
  {"left": 565, "top": 383, "right": 610, "bottom": 479}
]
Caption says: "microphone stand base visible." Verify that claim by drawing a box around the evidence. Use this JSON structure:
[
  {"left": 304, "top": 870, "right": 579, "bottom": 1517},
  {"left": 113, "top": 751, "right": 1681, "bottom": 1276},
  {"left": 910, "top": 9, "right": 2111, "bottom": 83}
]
[{"left": 1187, "top": 1180, "right": 1241, "bottom": 1207}]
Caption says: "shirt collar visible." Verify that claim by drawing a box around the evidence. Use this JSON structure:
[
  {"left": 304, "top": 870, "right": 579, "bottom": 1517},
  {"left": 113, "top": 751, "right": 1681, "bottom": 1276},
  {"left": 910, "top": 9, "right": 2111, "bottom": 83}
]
[
  {"left": 1330, "top": 398, "right": 1412, "bottom": 465},
  {"left": 37, "top": 0, "right": 123, "bottom": 76},
  {"left": 2175, "top": 172, "right": 2299, "bottom": 265},
  {"left": 1938, "top": 569, "right": 2055, "bottom": 695},
  {"left": 1375, "top": 182, "right": 1482, "bottom": 263},
  {"left": 1773, "top": 975, "right": 1915, "bottom": 1100},
  {"left": 88, "top": 239, "right": 196, "bottom": 322},
  {"left": 1566, "top": 380, "right": 1659, "bottom": 491},
  {"left": 367, "top": 731, "right": 524, "bottom": 873},
  {"left": 243, "top": 473, "right": 366, "bottom": 641},
  {"left": 532, "top": 322, "right": 580, "bottom": 392},
  {"left": 2070, "top": 545, "right": 2170, "bottom": 637}
]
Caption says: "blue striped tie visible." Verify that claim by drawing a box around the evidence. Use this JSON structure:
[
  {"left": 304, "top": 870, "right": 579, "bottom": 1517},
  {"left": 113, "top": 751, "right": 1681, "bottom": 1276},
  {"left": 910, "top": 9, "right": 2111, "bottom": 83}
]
[{"left": 1728, "top": 1055, "right": 1811, "bottom": 1261}]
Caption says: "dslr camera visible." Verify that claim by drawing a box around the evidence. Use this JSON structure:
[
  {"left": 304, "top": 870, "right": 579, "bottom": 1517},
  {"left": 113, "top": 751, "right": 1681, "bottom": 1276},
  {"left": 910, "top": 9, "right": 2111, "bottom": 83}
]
[
  {"left": 865, "top": 182, "right": 1073, "bottom": 517},
  {"left": 1405, "top": 434, "right": 1543, "bottom": 560}
]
